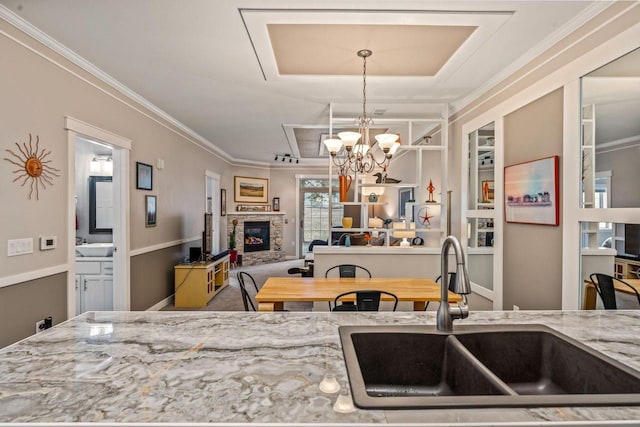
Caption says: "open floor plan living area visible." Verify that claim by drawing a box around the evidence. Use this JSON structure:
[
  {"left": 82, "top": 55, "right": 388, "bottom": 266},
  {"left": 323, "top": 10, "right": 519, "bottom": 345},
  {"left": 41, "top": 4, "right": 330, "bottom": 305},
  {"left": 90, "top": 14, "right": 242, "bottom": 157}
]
[{"left": 1, "top": 1, "right": 640, "bottom": 425}]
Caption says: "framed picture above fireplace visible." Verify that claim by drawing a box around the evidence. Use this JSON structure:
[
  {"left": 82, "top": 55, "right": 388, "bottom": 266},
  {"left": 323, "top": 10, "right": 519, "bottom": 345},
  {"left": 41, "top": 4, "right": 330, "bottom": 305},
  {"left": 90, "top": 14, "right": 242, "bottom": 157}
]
[{"left": 234, "top": 176, "right": 268, "bottom": 203}]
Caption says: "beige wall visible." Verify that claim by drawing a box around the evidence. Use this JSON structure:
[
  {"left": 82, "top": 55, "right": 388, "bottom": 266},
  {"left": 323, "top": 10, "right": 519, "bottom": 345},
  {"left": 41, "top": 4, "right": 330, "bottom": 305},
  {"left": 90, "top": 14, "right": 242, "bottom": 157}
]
[
  {"left": 596, "top": 145, "right": 640, "bottom": 208},
  {"left": 503, "top": 88, "right": 564, "bottom": 310}
]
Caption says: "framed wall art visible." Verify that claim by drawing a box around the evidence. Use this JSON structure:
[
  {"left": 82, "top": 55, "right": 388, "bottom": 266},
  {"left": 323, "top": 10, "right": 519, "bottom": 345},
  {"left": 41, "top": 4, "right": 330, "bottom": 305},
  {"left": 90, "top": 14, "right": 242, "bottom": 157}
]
[
  {"left": 234, "top": 176, "right": 268, "bottom": 203},
  {"left": 220, "top": 188, "right": 227, "bottom": 216},
  {"left": 145, "top": 195, "right": 157, "bottom": 227},
  {"left": 504, "top": 155, "right": 559, "bottom": 226},
  {"left": 136, "top": 162, "right": 153, "bottom": 190}
]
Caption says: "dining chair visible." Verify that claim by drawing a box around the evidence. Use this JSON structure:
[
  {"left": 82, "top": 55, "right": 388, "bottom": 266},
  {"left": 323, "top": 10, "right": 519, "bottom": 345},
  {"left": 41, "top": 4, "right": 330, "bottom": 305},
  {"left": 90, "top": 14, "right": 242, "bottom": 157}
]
[
  {"left": 325, "top": 264, "right": 372, "bottom": 309},
  {"left": 325, "top": 264, "right": 371, "bottom": 278},
  {"left": 424, "top": 272, "right": 457, "bottom": 311},
  {"left": 287, "top": 265, "right": 313, "bottom": 277},
  {"left": 237, "top": 271, "right": 259, "bottom": 311},
  {"left": 589, "top": 273, "right": 640, "bottom": 309},
  {"left": 332, "top": 290, "right": 398, "bottom": 312}
]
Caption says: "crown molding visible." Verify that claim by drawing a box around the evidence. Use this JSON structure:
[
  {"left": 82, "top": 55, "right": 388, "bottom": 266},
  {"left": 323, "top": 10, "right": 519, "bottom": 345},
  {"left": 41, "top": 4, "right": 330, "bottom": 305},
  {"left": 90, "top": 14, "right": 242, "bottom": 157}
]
[
  {"left": 596, "top": 134, "right": 640, "bottom": 154},
  {"left": 0, "top": 5, "right": 258, "bottom": 166},
  {"left": 449, "top": 1, "right": 613, "bottom": 116}
]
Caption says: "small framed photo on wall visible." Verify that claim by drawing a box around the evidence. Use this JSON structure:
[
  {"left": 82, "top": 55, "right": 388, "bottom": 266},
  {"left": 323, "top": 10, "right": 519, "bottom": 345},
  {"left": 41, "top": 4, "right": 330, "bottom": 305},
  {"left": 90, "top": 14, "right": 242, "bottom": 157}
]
[
  {"left": 273, "top": 197, "right": 280, "bottom": 212},
  {"left": 145, "top": 195, "right": 157, "bottom": 227},
  {"left": 136, "top": 162, "right": 153, "bottom": 190}
]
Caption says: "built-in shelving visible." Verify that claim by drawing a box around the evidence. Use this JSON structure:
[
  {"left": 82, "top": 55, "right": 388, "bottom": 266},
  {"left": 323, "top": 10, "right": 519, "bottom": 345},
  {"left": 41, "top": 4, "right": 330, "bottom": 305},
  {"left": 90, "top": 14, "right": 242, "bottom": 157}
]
[{"left": 327, "top": 105, "right": 449, "bottom": 248}]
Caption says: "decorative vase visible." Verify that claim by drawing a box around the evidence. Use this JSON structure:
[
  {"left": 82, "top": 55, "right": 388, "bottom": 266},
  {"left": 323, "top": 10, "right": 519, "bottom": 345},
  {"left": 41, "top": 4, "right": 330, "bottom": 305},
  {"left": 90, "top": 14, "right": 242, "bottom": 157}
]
[
  {"left": 338, "top": 175, "right": 352, "bottom": 202},
  {"left": 342, "top": 217, "right": 353, "bottom": 229}
]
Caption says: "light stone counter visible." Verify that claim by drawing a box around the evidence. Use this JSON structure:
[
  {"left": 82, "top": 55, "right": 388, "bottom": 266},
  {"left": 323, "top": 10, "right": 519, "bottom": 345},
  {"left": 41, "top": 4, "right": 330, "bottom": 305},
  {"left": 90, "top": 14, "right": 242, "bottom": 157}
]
[{"left": 2, "top": 310, "right": 640, "bottom": 426}]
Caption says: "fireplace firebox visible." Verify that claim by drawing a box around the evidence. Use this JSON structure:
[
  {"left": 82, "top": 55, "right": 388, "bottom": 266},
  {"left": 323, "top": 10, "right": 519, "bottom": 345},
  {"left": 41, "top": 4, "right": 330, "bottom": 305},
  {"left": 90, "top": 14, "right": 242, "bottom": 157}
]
[{"left": 244, "top": 221, "right": 270, "bottom": 252}]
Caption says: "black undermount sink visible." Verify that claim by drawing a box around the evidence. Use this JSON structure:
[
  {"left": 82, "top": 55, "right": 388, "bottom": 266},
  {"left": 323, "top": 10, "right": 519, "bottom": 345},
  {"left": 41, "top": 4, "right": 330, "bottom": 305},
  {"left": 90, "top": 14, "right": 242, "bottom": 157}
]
[{"left": 339, "top": 324, "right": 640, "bottom": 409}]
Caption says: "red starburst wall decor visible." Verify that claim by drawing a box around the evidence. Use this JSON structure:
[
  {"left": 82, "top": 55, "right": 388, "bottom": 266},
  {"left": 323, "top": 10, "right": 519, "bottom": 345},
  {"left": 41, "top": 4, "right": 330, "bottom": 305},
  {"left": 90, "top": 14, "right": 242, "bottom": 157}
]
[{"left": 4, "top": 133, "right": 61, "bottom": 200}]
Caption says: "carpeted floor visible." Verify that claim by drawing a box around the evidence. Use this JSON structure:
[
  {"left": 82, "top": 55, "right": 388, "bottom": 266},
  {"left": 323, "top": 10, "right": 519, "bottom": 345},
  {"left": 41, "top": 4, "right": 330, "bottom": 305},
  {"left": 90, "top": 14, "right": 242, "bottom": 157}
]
[{"left": 161, "top": 259, "right": 313, "bottom": 311}]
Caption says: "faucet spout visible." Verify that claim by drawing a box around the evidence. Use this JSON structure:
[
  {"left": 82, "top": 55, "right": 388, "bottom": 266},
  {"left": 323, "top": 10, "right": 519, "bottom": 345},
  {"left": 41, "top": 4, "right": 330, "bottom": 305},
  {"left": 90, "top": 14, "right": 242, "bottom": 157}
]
[{"left": 436, "top": 235, "right": 471, "bottom": 332}]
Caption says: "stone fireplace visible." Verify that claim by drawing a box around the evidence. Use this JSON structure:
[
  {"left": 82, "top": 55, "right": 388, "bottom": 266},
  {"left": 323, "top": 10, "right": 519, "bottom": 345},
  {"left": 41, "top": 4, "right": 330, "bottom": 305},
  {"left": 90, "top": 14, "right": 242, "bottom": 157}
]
[{"left": 226, "top": 212, "right": 285, "bottom": 266}]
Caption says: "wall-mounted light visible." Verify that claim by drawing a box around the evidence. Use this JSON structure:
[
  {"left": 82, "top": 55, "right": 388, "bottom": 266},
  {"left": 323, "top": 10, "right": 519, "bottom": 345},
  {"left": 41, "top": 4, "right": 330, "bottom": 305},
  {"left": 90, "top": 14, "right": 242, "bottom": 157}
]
[
  {"left": 90, "top": 155, "right": 112, "bottom": 174},
  {"left": 274, "top": 154, "right": 299, "bottom": 164}
]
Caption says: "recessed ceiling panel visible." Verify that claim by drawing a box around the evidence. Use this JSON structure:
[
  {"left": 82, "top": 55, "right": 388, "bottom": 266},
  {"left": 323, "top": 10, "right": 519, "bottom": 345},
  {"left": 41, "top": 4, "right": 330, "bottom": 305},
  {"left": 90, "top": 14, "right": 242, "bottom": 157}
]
[
  {"left": 268, "top": 24, "right": 476, "bottom": 77},
  {"left": 242, "top": 9, "right": 513, "bottom": 82}
]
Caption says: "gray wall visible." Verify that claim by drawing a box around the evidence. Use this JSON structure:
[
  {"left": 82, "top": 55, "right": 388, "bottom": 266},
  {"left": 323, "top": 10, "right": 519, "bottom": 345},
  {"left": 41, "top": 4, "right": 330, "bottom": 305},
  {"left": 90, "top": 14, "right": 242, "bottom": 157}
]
[
  {"left": 596, "top": 144, "right": 640, "bottom": 208},
  {"left": 503, "top": 88, "right": 564, "bottom": 310},
  {"left": 0, "top": 273, "right": 67, "bottom": 348},
  {"left": 130, "top": 243, "right": 193, "bottom": 310}
]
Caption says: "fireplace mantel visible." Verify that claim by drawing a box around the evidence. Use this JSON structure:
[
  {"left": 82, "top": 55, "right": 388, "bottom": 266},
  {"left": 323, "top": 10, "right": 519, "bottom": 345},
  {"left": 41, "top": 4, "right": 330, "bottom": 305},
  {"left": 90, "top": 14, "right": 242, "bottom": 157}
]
[{"left": 230, "top": 211, "right": 286, "bottom": 216}]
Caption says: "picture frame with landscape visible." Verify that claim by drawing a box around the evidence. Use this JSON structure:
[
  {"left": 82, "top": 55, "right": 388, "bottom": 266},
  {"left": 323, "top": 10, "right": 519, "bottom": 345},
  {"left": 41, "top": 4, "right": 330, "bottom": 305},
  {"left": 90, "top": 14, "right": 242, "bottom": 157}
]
[
  {"left": 234, "top": 176, "right": 268, "bottom": 203},
  {"left": 504, "top": 155, "right": 559, "bottom": 226}
]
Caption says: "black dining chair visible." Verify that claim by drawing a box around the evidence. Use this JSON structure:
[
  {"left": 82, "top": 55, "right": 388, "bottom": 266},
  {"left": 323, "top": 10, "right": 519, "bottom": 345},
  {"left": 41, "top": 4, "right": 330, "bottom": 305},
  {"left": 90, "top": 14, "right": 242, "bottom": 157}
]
[
  {"left": 237, "top": 271, "right": 259, "bottom": 311},
  {"left": 325, "top": 264, "right": 372, "bottom": 309},
  {"left": 332, "top": 290, "right": 398, "bottom": 312},
  {"left": 288, "top": 265, "right": 313, "bottom": 277},
  {"left": 325, "top": 264, "right": 371, "bottom": 279},
  {"left": 424, "top": 272, "right": 457, "bottom": 311},
  {"left": 589, "top": 273, "right": 640, "bottom": 309}
]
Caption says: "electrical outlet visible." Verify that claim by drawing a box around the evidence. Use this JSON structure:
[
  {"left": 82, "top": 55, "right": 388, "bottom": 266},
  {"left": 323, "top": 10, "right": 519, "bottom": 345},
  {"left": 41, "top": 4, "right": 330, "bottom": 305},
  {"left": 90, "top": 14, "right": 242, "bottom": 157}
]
[
  {"left": 513, "top": 305, "right": 520, "bottom": 311},
  {"left": 35, "top": 316, "right": 52, "bottom": 333}
]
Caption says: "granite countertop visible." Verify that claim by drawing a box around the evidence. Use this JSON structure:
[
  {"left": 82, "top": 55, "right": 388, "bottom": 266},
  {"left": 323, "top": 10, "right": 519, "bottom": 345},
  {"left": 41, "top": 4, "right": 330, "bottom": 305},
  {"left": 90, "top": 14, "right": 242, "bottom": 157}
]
[{"left": 2, "top": 310, "right": 640, "bottom": 426}]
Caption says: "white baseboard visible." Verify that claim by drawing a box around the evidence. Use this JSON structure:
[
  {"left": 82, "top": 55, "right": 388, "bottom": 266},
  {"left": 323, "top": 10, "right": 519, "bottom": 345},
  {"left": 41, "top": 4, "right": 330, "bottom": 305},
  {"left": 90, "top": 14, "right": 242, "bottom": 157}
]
[{"left": 146, "top": 295, "right": 173, "bottom": 311}]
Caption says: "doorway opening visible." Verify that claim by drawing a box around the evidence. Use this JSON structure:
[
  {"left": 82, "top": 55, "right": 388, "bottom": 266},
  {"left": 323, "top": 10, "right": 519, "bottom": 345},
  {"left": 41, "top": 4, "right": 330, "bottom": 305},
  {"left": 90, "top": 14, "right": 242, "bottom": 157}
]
[{"left": 66, "top": 117, "right": 131, "bottom": 318}]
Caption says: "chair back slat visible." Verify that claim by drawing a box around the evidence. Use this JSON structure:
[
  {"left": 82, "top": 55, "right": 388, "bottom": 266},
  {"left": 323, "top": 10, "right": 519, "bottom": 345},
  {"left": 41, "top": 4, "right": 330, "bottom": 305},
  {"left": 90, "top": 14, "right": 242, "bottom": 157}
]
[
  {"left": 325, "top": 264, "right": 372, "bottom": 278},
  {"left": 332, "top": 290, "right": 398, "bottom": 312},
  {"left": 237, "top": 271, "right": 259, "bottom": 311},
  {"left": 590, "top": 273, "right": 640, "bottom": 310}
]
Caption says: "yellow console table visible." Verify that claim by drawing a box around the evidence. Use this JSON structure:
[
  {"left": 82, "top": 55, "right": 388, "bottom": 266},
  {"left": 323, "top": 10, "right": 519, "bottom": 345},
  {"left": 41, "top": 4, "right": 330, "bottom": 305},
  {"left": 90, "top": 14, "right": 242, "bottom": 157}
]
[{"left": 174, "top": 255, "right": 229, "bottom": 308}]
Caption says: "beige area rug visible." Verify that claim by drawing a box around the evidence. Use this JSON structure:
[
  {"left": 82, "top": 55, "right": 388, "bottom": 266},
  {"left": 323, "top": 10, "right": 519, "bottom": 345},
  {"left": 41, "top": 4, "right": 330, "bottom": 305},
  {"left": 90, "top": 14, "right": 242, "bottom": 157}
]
[{"left": 161, "top": 259, "right": 313, "bottom": 311}]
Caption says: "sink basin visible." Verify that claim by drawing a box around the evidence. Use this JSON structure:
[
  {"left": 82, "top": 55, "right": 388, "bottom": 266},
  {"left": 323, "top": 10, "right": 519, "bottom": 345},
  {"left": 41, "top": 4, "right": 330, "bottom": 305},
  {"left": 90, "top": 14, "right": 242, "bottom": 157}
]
[
  {"left": 76, "top": 243, "right": 113, "bottom": 257},
  {"left": 339, "top": 324, "right": 640, "bottom": 409}
]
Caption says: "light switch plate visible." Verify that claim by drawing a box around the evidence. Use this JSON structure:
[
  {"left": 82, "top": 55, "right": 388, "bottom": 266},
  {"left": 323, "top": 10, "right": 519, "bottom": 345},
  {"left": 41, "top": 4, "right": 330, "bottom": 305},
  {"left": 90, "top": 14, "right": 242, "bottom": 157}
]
[
  {"left": 8, "top": 238, "right": 33, "bottom": 256},
  {"left": 40, "top": 236, "right": 57, "bottom": 250}
]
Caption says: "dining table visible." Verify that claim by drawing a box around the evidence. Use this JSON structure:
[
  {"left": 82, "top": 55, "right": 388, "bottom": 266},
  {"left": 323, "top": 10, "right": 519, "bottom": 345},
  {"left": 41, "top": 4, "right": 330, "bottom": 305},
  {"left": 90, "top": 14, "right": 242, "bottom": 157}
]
[
  {"left": 583, "top": 277, "right": 640, "bottom": 309},
  {"left": 255, "top": 276, "right": 461, "bottom": 312}
]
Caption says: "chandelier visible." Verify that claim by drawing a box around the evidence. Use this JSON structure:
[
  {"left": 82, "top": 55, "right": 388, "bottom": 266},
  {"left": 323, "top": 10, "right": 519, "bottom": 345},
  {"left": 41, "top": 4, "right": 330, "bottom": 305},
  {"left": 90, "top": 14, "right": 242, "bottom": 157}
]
[{"left": 323, "top": 49, "right": 400, "bottom": 175}]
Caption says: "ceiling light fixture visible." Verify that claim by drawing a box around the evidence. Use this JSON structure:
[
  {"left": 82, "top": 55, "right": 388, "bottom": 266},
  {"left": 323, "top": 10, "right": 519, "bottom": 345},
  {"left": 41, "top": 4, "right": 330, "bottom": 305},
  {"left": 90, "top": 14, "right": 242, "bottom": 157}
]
[
  {"left": 323, "top": 49, "right": 400, "bottom": 175},
  {"left": 274, "top": 154, "right": 299, "bottom": 164}
]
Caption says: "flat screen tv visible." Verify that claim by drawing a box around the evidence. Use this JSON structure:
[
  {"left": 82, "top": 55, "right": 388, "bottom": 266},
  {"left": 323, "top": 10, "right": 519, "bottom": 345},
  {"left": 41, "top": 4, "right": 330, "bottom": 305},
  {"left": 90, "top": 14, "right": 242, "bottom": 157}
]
[
  {"left": 203, "top": 213, "right": 213, "bottom": 259},
  {"left": 624, "top": 224, "right": 640, "bottom": 259}
]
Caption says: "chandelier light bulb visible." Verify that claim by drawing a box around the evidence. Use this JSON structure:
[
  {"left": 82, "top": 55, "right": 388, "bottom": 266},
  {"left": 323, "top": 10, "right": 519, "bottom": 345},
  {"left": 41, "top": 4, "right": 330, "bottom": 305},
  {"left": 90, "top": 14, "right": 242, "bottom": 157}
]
[
  {"left": 337, "top": 131, "right": 361, "bottom": 150},
  {"left": 323, "top": 138, "right": 344, "bottom": 155},
  {"left": 375, "top": 133, "right": 399, "bottom": 151},
  {"left": 353, "top": 143, "right": 370, "bottom": 157}
]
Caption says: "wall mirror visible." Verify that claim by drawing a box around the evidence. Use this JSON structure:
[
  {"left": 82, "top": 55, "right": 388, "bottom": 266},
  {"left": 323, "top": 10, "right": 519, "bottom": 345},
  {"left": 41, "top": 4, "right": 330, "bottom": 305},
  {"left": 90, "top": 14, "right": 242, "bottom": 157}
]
[
  {"left": 580, "top": 47, "right": 640, "bottom": 211},
  {"left": 466, "top": 121, "right": 496, "bottom": 294},
  {"left": 89, "top": 176, "right": 113, "bottom": 234}
]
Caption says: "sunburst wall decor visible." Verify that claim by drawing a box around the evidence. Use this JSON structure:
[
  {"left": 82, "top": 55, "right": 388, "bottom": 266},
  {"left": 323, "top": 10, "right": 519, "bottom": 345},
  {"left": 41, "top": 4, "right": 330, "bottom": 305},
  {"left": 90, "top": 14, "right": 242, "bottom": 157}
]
[{"left": 4, "top": 133, "right": 61, "bottom": 200}]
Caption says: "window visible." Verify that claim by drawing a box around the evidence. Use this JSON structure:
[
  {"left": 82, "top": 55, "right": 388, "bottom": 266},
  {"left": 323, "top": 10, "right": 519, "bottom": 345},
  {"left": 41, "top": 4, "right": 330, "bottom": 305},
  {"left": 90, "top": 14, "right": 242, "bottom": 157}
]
[{"left": 299, "top": 178, "right": 343, "bottom": 255}]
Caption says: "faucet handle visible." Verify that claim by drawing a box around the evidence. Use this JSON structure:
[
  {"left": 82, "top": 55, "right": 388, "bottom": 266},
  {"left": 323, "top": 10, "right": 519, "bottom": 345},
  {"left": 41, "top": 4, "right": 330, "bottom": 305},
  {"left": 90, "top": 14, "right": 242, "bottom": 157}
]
[{"left": 451, "top": 295, "right": 470, "bottom": 321}]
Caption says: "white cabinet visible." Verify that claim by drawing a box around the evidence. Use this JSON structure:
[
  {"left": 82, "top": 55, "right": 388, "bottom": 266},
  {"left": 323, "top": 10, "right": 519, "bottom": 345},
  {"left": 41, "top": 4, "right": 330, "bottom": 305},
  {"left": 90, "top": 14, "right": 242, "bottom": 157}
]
[{"left": 75, "top": 259, "right": 113, "bottom": 314}]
